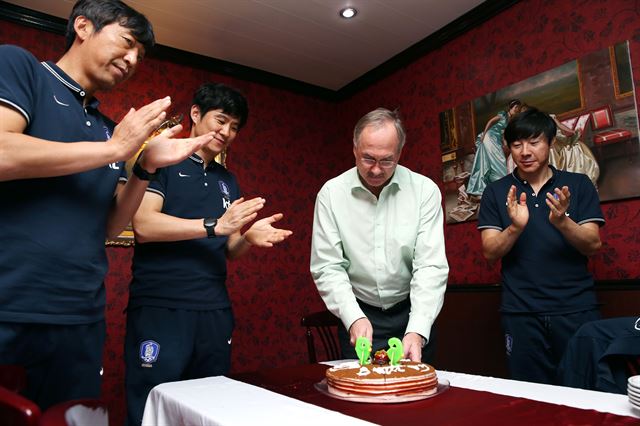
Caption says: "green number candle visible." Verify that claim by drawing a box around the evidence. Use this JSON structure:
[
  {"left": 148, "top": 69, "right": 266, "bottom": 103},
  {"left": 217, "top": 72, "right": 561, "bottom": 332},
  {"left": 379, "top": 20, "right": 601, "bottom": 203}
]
[
  {"left": 387, "top": 337, "right": 403, "bottom": 365},
  {"left": 355, "top": 336, "right": 371, "bottom": 366}
]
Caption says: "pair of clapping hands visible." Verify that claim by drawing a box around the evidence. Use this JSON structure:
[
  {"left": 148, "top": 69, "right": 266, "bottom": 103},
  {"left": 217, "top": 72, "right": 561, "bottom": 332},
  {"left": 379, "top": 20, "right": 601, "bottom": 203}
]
[{"left": 506, "top": 184, "right": 570, "bottom": 228}]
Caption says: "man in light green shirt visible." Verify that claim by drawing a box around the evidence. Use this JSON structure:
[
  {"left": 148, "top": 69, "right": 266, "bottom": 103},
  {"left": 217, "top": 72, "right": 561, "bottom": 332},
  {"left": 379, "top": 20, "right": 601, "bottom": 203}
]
[{"left": 310, "top": 108, "right": 449, "bottom": 362}]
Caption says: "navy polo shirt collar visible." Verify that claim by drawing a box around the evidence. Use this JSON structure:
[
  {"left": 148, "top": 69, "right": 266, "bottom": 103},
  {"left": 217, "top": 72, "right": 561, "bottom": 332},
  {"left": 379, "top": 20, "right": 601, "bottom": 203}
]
[
  {"left": 511, "top": 165, "right": 558, "bottom": 190},
  {"left": 41, "top": 61, "right": 100, "bottom": 109},
  {"left": 189, "top": 153, "right": 220, "bottom": 171}
]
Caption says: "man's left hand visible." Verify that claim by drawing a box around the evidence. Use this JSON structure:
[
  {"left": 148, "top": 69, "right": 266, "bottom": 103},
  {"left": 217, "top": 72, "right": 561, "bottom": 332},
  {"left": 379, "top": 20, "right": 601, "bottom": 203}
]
[
  {"left": 402, "top": 332, "right": 423, "bottom": 362},
  {"left": 546, "top": 186, "right": 571, "bottom": 225},
  {"left": 139, "top": 126, "right": 213, "bottom": 172},
  {"left": 244, "top": 213, "right": 293, "bottom": 247}
]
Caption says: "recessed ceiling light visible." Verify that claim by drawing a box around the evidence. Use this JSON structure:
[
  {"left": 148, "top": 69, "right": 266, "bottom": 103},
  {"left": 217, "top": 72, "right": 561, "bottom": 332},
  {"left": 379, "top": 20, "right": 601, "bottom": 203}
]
[{"left": 339, "top": 7, "right": 357, "bottom": 19}]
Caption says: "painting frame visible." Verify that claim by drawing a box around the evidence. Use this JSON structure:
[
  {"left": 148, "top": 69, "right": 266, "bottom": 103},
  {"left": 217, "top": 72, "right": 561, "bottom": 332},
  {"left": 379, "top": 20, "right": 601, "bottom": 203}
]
[{"left": 440, "top": 41, "right": 640, "bottom": 225}]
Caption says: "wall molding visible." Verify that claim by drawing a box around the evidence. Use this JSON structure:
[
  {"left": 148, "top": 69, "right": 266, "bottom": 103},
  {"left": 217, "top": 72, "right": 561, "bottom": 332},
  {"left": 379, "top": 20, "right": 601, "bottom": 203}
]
[{"left": 447, "top": 279, "right": 640, "bottom": 292}]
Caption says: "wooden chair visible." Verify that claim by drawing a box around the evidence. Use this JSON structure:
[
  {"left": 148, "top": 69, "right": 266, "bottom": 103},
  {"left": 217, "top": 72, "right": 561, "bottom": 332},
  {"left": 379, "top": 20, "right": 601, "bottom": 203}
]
[
  {"left": 301, "top": 310, "right": 341, "bottom": 363},
  {"left": 40, "top": 399, "right": 107, "bottom": 426},
  {"left": 0, "top": 365, "right": 28, "bottom": 393},
  {"left": 0, "top": 386, "right": 41, "bottom": 426}
]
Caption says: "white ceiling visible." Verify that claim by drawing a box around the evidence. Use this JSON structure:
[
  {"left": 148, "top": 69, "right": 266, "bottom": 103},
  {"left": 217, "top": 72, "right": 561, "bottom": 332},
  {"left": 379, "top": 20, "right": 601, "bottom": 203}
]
[{"left": 4, "top": 0, "right": 487, "bottom": 91}]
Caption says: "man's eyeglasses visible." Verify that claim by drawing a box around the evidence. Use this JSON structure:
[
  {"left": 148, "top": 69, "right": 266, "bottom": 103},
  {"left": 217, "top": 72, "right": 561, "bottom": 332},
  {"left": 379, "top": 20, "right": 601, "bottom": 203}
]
[{"left": 360, "top": 157, "right": 396, "bottom": 168}]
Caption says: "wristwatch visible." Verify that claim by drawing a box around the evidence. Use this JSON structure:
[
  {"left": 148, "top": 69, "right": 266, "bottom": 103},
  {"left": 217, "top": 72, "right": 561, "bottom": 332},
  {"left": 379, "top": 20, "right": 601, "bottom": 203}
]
[
  {"left": 132, "top": 160, "right": 157, "bottom": 181},
  {"left": 203, "top": 217, "right": 217, "bottom": 238}
]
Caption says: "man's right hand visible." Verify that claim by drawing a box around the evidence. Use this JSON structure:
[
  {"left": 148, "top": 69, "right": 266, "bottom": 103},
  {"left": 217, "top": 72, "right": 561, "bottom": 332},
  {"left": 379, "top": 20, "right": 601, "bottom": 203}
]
[
  {"left": 506, "top": 184, "right": 529, "bottom": 231},
  {"left": 107, "top": 97, "right": 172, "bottom": 162},
  {"left": 349, "top": 317, "right": 373, "bottom": 347},
  {"left": 215, "top": 197, "right": 266, "bottom": 236}
]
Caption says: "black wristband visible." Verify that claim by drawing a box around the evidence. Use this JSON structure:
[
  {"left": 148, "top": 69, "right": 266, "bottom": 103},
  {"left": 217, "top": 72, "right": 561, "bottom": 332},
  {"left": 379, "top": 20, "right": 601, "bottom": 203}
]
[{"left": 132, "top": 161, "right": 157, "bottom": 181}]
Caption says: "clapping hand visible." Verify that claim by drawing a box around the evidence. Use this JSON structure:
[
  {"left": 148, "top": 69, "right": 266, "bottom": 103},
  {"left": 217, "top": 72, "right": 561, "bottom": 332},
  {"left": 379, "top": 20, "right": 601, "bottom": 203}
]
[
  {"left": 546, "top": 186, "right": 571, "bottom": 225},
  {"left": 216, "top": 197, "right": 266, "bottom": 236},
  {"left": 108, "top": 97, "right": 174, "bottom": 162},
  {"left": 141, "top": 124, "right": 213, "bottom": 172},
  {"left": 243, "top": 213, "right": 293, "bottom": 247},
  {"left": 506, "top": 185, "right": 529, "bottom": 231}
]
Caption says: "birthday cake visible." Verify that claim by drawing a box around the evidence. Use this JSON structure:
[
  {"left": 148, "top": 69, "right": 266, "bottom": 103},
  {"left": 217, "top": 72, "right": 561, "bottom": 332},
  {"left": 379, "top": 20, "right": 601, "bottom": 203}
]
[
  {"left": 325, "top": 348, "right": 438, "bottom": 398},
  {"left": 326, "top": 359, "right": 437, "bottom": 397}
]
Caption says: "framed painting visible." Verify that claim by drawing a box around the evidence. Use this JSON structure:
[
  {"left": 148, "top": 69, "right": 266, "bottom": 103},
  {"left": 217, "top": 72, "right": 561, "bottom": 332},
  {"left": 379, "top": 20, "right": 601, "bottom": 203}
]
[{"left": 440, "top": 41, "right": 639, "bottom": 224}]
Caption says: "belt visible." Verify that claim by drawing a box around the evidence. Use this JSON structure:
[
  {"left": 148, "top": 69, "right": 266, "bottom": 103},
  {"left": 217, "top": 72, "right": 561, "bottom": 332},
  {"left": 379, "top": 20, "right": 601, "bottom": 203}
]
[{"left": 357, "top": 297, "right": 410, "bottom": 314}]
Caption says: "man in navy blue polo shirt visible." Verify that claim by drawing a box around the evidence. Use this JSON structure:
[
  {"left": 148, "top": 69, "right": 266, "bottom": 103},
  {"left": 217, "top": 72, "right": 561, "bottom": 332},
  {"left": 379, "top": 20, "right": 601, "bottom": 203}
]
[
  {"left": 478, "top": 107, "right": 604, "bottom": 385},
  {"left": 124, "top": 82, "right": 293, "bottom": 426},
  {"left": 0, "top": 0, "right": 213, "bottom": 409}
]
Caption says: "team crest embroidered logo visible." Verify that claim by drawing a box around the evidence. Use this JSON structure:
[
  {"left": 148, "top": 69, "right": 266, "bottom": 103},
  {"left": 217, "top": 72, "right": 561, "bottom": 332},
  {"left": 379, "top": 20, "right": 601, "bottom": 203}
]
[
  {"left": 505, "top": 334, "right": 513, "bottom": 356},
  {"left": 218, "top": 180, "right": 230, "bottom": 197},
  {"left": 140, "top": 340, "right": 160, "bottom": 367}
]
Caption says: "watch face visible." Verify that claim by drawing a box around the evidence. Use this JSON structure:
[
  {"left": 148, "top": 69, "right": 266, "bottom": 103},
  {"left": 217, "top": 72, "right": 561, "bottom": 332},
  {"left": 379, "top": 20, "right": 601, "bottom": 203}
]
[{"left": 204, "top": 218, "right": 216, "bottom": 228}]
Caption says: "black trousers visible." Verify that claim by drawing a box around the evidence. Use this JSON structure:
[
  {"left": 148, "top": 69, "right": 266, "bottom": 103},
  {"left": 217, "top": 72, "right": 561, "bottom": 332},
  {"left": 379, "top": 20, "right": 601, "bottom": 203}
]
[
  {"left": 0, "top": 320, "right": 104, "bottom": 410},
  {"left": 338, "top": 298, "right": 436, "bottom": 363},
  {"left": 124, "top": 306, "right": 233, "bottom": 426},
  {"left": 501, "top": 309, "right": 600, "bottom": 385}
]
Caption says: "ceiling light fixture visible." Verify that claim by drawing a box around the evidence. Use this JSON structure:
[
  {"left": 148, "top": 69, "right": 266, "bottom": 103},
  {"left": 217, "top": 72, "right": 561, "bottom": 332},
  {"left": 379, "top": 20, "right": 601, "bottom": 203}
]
[{"left": 339, "top": 7, "right": 357, "bottom": 19}]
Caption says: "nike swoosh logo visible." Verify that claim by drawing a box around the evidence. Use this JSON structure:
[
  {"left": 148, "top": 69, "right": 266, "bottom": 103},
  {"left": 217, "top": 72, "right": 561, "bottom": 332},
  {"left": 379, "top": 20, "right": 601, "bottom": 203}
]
[
  {"left": 53, "top": 95, "right": 69, "bottom": 107},
  {"left": 178, "top": 172, "right": 190, "bottom": 177}
]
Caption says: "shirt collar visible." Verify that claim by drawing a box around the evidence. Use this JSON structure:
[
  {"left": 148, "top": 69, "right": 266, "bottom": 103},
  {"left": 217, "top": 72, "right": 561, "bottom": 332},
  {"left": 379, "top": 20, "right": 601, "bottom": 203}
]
[
  {"left": 189, "top": 153, "right": 221, "bottom": 170},
  {"left": 511, "top": 165, "right": 558, "bottom": 187},
  {"left": 41, "top": 61, "right": 100, "bottom": 109},
  {"left": 348, "top": 165, "right": 403, "bottom": 194},
  {"left": 189, "top": 153, "right": 204, "bottom": 165}
]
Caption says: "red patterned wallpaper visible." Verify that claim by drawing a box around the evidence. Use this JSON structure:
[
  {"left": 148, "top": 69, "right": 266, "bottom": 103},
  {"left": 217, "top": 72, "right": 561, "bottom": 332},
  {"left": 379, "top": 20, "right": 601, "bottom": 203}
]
[{"left": 2, "top": 0, "right": 640, "bottom": 424}]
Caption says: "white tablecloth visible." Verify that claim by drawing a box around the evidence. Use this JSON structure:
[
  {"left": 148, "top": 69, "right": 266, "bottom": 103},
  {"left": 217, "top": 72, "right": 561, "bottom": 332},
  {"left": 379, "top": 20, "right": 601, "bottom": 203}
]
[
  {"left": 142, "top": 375, "right": 376, "bottom": 426},
  {"left": 143, "top": 361, "right": 640, "bottom": 425},
  {"left": 437, "top": 370, "right": 640, "bottom": 419}
]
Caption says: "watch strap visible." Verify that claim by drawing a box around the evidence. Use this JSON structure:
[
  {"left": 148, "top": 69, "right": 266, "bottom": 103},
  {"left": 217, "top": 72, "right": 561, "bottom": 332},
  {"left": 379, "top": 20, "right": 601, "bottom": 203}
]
[
  {"left": 204, "top": 217, "right": 217, "bottom": 238},
  {"left": 132, "top": 161, "right": 157, "bottom": 181}
]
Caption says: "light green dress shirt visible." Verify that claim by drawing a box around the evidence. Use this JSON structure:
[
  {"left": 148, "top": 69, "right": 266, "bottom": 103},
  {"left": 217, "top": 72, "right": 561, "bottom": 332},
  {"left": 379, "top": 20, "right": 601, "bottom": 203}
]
[{"left": 310, "top": 165, "right": 449, "bottom": 342}]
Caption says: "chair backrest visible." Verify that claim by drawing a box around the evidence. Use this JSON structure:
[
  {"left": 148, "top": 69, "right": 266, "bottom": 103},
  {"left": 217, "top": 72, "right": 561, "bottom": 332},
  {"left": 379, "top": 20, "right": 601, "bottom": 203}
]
[
  {"left": 40, "top": 399, "right": 107, "bottom": 426},
  {"left": 301, "top": 310, "right": 341, "bottom": 363},
  {"left": 0, "top": 386, "right": 41, "bottom": 426},
  {"left": 0, "top": 365, "right": 28, "bottom": 393}
]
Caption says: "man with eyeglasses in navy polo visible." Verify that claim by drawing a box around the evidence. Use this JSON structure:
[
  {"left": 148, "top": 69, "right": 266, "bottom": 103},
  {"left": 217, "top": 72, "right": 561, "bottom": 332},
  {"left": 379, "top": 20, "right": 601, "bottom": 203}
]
[{"left": 311, "top": 107, "right": 449, "bottom": 363}]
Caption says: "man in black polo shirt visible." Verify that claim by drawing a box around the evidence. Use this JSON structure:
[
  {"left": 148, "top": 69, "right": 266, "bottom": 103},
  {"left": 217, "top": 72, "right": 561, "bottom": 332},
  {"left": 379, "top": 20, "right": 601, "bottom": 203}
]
[
  {"left": 478, "top": 108, "right": 604, "bottom": 385},
  {"left": 0, "top": 0, "right": 212, "bottom": 409},
  {"left": 124, "top": 82, "right": 292, "bottom": 426}
]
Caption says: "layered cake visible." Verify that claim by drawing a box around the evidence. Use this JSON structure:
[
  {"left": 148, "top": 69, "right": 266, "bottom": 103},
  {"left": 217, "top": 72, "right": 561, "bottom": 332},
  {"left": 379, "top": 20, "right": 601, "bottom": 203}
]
[{"left": 325, "top": 358, "right": 438, "bottom": 398}]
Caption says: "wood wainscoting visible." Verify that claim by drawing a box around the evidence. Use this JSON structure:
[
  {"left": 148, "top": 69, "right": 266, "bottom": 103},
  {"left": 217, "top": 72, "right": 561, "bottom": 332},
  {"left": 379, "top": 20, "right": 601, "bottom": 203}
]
[{"left": 433, "top": 280, "right": 640, "bottom": 378}]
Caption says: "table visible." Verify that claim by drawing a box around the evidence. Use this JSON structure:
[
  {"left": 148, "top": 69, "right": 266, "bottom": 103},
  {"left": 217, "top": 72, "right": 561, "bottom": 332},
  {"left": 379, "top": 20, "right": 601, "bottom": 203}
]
[{"left": 143, "top": 363, "right": 640, "bottom": 425}]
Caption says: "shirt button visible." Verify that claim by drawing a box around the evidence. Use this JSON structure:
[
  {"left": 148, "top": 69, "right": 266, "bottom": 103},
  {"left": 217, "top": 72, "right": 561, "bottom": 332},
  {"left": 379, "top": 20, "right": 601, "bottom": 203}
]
[
  {"left": 531, "top": 193, "right": 535, "bottom": 196},
  {"left": 80, "top": 91, "right": 85, "bottom": 97},
  {"left": 204, "top": 182, "right": 208, "bottom": 187},
  {"left": 86, "top": 121, "right": 91, "bottom": 126},
  {"left": 534, "top": 203, "right": 539, "bottom": 208},
  {"left": 523, "top": 180, "right": 528, "bottom": 184}
]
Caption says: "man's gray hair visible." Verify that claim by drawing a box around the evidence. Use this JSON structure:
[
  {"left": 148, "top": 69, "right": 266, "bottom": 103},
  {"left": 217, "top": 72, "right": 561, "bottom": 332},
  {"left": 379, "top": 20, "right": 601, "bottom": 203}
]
[{"left": 353, "top": 108, "right": 406, "bottom": 151}]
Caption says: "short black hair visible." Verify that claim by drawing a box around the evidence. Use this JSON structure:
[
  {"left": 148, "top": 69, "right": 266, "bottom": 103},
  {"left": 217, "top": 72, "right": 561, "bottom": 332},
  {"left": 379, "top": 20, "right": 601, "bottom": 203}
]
[
  {"left": 65, "top": 0, "right": 155, "bottom": 52},
  {"left": 191, "top": 83, "right": 249, "bottom": 129},
  {"left": 504, "top": 107, "right": 556, "bottom": 146}
]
